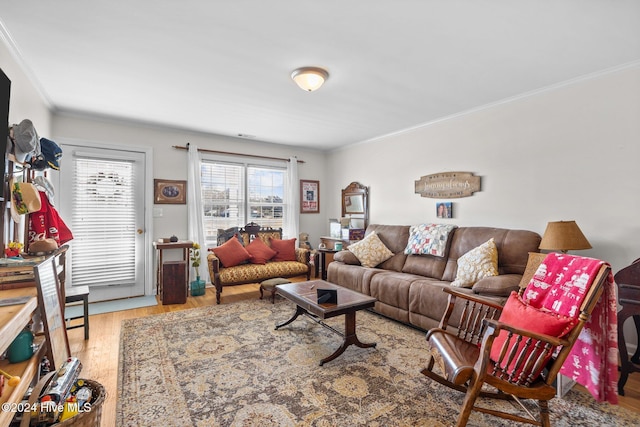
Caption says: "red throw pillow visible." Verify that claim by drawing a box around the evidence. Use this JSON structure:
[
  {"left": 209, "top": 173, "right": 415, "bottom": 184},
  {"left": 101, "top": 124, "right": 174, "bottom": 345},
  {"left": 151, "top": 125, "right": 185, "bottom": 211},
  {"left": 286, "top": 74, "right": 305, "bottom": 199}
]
[
  {"left": 490, "top": 292, "right": 576, "bottom": 380},
  {"left": 270, "top": 238, "right": 297, "bottom": 262},
  {"left": 245, "top": 238, "right": 277, "bottom": 265},
  {"left": 211, "top": 236, "right": 251, "bottom": 267}
]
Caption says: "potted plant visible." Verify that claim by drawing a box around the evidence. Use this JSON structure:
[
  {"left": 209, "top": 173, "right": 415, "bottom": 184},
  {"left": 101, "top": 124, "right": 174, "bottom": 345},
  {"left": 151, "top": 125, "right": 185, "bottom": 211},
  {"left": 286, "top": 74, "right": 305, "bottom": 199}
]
[{"left": 190, "top": 242, "right": 205, "bottom": 296}]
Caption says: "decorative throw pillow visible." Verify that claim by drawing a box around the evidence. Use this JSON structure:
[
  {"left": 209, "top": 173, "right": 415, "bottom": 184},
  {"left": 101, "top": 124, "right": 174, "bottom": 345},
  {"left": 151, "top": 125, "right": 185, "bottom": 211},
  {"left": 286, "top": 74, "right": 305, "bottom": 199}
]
[
  {"left": 245, "top": 238, "right": 277, "bottom": 264},
  {"left": 212, "top": 236, "right": 252, "bottom": 267},
  {"left": 490, "top": 292, "right": 576, "bottom": 379},
  {"left": 404, "top": 223, "right": 457, "bottom": 257},
  {"left": 348, "top": 231, "right": 394, "bottom": 268},
  {"left": 451, "top": 238, "right": 499, "bottom": 288},
  {"left": 270, "top": 238, "right": 297, "bottom": 262}
]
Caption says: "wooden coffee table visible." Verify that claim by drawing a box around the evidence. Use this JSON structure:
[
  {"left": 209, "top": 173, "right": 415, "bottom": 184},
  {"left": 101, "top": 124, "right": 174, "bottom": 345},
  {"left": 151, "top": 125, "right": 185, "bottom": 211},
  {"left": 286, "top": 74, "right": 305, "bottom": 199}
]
[{"left": 275, "top": 280, "right": 377, "bottom": 365}]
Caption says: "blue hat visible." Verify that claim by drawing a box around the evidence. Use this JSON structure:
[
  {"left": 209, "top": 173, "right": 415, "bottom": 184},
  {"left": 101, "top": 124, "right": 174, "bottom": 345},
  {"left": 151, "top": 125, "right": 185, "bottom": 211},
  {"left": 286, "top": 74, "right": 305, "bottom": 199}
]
[{"left": 31, "top": 138, "right": 62, "bottom": 170}]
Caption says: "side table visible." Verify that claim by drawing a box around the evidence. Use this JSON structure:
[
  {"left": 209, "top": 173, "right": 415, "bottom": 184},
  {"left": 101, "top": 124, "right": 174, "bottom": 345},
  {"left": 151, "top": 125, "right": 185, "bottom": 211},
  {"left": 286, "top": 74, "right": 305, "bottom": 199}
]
[
  {"left": 614, "top": 258, "right": 640, "bottom": 396},
  {"left": 153, "top": 240, "right": 193, "bottom": 304},
  {"left": 318, "top": 248, "right": 338, "bottom": 280}
]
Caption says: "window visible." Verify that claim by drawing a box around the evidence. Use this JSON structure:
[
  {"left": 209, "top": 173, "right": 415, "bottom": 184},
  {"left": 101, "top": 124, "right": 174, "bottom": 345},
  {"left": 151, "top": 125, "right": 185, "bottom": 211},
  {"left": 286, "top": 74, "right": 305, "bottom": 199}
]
[{"left": 201, "top": 158, "right": 286, "bottom": 246}]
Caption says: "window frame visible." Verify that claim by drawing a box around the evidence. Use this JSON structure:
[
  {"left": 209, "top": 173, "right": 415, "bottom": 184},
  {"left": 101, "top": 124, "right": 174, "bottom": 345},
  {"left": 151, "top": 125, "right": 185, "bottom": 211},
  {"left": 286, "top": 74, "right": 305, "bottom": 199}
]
[{"left": 200, "top": 154, "right": 288, "bottom": 247}]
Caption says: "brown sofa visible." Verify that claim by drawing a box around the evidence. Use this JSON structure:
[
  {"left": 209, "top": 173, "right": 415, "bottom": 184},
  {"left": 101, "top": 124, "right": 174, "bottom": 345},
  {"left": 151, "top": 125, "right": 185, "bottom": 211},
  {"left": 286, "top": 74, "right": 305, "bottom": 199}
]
[
  {"left": 207, "top": 226, "right": 311, "bottom": 304},
  {"left": 326, "top": 224, "right": 541, "bottom": 331}
]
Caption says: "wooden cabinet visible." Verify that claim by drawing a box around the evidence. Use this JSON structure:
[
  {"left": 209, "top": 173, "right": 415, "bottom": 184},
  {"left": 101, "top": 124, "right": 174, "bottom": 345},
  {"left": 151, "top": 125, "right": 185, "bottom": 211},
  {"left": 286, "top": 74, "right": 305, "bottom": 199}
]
[
  {"left": 153, "top": 241, "right": 192, "bottom": 304},
  {"left": 0, "top": 287, "right": 47, "bottom": 426},
  {"left": 161, "top": 261, "right": 187, "bottom": 304}
]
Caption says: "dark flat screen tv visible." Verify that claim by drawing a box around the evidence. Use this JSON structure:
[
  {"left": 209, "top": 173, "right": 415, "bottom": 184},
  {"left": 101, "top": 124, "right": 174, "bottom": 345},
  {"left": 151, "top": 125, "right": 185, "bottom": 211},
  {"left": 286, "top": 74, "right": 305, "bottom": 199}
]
[{"left": 1, "top": 68, "right": 10, "bottom": 201}]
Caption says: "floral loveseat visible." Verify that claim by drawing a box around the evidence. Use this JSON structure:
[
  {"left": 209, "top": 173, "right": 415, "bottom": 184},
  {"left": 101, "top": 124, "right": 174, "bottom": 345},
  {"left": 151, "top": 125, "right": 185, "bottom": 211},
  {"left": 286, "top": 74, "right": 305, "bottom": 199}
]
[{"left": 207, "top": 225, "right": 311, "bottom": 304}]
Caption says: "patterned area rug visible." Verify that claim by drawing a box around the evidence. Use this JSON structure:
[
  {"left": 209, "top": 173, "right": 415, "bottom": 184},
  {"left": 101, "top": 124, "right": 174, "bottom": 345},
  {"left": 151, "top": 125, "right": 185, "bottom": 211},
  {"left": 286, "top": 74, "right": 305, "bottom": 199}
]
[{"left": 117, "top": 299, "right": 639, "bottom": 426}]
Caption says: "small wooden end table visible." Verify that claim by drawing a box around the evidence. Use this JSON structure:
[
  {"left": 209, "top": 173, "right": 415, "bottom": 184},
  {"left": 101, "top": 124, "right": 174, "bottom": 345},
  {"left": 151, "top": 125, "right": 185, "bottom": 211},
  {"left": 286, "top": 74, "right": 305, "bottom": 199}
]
[
  {"left": 275, "top": 280, "right": 377, "bottom": 365},
  {"left": 615, "top": 258, "right": 640, "bottom": 395}
]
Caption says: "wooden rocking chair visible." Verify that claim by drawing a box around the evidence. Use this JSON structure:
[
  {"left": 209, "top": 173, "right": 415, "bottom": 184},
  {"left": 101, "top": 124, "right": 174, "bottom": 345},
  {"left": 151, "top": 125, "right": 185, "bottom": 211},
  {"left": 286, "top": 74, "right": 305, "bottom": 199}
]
[{"left": 421, "top": 252, "right": 611, "bottom": 427}]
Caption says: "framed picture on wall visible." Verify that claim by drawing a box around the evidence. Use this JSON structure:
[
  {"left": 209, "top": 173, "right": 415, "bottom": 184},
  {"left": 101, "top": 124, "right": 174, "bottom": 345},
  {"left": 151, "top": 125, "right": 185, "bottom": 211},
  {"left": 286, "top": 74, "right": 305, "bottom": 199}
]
[
  {"left": 436, "top": 202, "right": 452, "bottom": 219},
  {"left": 300, "top": 179, "right": 320, "bottom": 213},
  {"left": 154, "top": 179, "right": 187, "bottom": 204}
]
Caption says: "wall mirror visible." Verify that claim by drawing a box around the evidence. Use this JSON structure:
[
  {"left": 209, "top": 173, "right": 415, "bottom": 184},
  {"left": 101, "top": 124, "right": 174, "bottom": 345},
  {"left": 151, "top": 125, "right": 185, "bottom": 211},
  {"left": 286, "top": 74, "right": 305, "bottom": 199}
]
[{"left": 342, "top": 182, "right": 369, "bottom": 229}]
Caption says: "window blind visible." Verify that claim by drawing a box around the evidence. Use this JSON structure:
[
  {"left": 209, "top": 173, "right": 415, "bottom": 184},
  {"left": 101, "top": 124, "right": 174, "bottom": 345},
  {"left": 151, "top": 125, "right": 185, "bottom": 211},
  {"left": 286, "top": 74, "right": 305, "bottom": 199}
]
[
  {"left": 201, "top": 160, "right": 286, "bottom": 246},
  {"left": 71, "top": 156, "right": 138, "bottom": 287}
]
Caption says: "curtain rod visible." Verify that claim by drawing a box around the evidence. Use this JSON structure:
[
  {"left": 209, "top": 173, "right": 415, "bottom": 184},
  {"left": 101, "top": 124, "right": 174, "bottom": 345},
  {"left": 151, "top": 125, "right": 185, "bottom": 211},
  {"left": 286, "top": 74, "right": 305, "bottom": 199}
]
[{"left": 173, "top": 145, "right": 305, "bottom": 163}]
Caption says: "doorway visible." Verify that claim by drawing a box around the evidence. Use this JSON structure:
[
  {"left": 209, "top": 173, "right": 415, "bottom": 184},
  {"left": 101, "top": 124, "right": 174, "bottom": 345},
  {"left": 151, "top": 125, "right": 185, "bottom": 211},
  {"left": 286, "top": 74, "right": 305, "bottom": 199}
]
[{"left": 57, "top": 143, "right": 151, "bottom": 302}]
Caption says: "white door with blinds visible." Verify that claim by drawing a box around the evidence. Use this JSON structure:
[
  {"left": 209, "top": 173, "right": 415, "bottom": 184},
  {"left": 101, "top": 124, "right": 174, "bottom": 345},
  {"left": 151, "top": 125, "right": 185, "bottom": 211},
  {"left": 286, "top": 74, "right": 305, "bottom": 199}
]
[{"left": 58, "top": 144, "right": 148, "bottom": 302}]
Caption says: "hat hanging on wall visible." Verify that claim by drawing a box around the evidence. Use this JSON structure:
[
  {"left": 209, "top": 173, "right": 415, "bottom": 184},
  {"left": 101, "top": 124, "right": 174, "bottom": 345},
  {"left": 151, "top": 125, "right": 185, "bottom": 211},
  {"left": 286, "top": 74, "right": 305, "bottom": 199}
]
[
  {"left": 9, "top": 119, "right": 40, "bottom": 163},
  {"left": 10, "top": 179, "right": 42, "bottom": 223},
  {"left": 30, "top": 137, "right": 63, "bottom": 170}
]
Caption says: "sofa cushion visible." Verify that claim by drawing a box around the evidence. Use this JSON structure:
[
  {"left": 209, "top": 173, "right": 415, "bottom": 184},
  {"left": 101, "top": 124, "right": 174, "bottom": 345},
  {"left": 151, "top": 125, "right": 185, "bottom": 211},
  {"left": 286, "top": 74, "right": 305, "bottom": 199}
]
[
  {"left": 451, "top": 238, "right": 498, "bottom": 288},
  {"left": 443, "top": 228, "right": 542, "bottom": 281},
  {"left": 490, "top": 291, "right": 576, "bottom": 379},
  {"left": 401, "top": 254, "right": 448, "bottom": 280},
  {"left": 348, "top": 231, "right": 394, "bottom": 268},
  {"left": 218, "top": 261, "right": 308, "bottom": 284},
  {"left": 404, "top": 223, "right": 457, "bottom": 257},
  {"left": 270, "top": 238, "right": 297, "bottom": 261},
  {"left": 472, "top": 274, "right": 522, "bottom": 297},
  {"left": 333, "top": 250, "right": 360, "bottom": 265},
  {"left": 212, "top": 237, "right": 252, "bottom": 267},
  {"left": 365, "top": 224, "right": 410, "bottom": 272},
  {"left": 246, "top": 238, "right": 277, "bottom": 264}
]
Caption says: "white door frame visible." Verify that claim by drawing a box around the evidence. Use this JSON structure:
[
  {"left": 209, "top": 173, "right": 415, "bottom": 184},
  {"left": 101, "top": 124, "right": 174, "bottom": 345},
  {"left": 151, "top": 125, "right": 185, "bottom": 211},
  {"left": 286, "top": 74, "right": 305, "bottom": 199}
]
[{"left": 52, "top": 137, "right": 155, "bottom": 299}]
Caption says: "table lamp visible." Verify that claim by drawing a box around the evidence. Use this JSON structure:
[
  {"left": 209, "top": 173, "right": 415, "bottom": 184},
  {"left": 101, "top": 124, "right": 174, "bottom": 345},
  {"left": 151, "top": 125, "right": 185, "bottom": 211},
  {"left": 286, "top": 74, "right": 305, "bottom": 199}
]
[{"left": 538, "top": 220, "right": 592, "bottom": 253}]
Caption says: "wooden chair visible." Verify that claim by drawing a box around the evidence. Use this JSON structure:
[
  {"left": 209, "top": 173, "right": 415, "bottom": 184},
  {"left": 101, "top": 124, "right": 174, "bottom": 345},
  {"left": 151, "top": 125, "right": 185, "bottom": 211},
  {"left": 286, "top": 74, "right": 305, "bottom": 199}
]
[
  {"left": 421, "top": 252, "right": 610, "bottom": 427},
  {"left": 55, "top": 247, "right": 90, "bottom": 340}
]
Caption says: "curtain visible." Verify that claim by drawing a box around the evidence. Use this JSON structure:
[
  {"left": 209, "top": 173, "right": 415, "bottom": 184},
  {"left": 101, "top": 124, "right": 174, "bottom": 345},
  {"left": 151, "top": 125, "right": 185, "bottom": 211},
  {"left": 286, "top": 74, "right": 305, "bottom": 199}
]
[
  {"left": 187, "top": 144, "right": 209, "bottom": 283},
  {"left": 283, "top": 156, "right": 299, "bottom": 240}
]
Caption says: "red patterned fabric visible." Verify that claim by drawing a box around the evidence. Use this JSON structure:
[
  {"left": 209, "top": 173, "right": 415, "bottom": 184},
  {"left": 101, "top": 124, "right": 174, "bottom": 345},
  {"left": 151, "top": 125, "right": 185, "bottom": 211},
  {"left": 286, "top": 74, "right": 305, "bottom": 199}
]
[
  {"left": 523, "top": 253, "right": 618, "bottom": 404},
  {"left": 28, "top": 191, "right": 73, "bottom": 245}
]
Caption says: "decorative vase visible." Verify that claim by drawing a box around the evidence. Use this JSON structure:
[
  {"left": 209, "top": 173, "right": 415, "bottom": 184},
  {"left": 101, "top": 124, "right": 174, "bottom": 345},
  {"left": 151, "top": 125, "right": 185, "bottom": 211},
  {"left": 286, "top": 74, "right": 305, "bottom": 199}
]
[{"left": 190, "top": 276, "right": 205, "bottom": 296}]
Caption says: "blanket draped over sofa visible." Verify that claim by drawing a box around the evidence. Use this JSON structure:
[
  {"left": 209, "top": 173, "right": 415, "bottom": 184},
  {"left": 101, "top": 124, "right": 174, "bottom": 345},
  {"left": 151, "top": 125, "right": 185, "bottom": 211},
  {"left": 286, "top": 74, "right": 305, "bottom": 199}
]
[{"left": 327, "top": 224, "right": 541, "bottom": 331}]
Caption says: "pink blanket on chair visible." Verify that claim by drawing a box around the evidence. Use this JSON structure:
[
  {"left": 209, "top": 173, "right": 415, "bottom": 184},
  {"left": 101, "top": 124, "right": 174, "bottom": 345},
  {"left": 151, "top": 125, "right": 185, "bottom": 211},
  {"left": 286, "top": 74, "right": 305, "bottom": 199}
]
[{"left": 523, "top": 253, "right": 618, "bottom": 404}]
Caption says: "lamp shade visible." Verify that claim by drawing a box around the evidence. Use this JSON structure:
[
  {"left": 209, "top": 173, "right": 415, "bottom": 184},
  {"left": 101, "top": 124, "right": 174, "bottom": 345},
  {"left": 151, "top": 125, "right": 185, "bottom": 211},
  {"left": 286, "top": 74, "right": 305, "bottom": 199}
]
[
  {"left": 539, "top": 220, "right": 592, "bottom": 252},
  {"left": 291, "top": 67, "right": 329, "bottom": 92}
]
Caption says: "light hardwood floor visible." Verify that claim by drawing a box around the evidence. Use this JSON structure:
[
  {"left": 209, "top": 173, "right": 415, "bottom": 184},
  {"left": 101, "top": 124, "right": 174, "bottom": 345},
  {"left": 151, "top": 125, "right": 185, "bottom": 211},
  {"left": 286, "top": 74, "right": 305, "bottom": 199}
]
[{"left": 67, "top": 284, "right": 640, "bottom": 427}]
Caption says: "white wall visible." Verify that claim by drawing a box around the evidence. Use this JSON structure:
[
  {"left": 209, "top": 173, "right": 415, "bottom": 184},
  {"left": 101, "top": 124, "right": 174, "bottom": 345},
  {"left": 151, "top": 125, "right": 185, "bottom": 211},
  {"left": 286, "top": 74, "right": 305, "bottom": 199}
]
[
  {"left": 0, "top": 36, "right": 51, "bottom": 139},
  {"left": 326, "top": 64, "right": 640, "bottom": 349},
  {"left": 51, "top": 114, "right": 329, "bottom": 245},
  {"left": 326, "top": 64, "right": 640, "bottom": 274}
]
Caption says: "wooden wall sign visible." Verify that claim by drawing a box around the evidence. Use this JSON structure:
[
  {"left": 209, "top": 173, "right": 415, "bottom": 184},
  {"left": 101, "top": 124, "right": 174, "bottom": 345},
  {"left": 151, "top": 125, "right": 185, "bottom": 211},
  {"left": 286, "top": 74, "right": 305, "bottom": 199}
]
[{"left": 414, "top": 172, "right": 481, "bottom": 199}]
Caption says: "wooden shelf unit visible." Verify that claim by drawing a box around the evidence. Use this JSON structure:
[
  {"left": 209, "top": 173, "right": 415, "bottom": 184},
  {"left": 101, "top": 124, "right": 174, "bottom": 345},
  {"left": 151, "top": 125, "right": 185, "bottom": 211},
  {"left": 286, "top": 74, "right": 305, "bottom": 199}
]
[{"left": 0, "top": 287, "right": 45, "bottom": 426}]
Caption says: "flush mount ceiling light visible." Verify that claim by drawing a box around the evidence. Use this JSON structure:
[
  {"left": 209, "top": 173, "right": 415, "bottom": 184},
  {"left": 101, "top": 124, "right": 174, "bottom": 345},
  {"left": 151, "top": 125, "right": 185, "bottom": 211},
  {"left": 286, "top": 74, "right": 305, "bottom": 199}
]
[{"left": 291, "top": 67, "right": 329, "bottom": 92}]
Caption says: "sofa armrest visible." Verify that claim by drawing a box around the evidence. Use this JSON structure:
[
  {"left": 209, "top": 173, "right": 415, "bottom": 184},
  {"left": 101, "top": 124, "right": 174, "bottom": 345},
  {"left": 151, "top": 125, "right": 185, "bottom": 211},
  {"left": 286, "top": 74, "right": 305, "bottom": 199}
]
[
  {"left": 471, "top": 274, "right": 522, "bottom": 297},
  {"left": 333, "top": 250, "right": 360, "bottom": 265},
  {"left": 207, "top": 252, "right": 221, "bottom": 275},
  {"left": 295, "top": 247, "right": 311, "bottom": 265}
]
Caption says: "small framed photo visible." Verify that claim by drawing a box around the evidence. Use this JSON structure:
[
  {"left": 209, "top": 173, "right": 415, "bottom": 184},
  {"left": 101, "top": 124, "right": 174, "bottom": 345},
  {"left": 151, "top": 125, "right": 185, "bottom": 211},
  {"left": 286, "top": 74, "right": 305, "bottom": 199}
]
[
  {"left": 154, "top": 179, "right": 186, "bottom": 204},
  {"left": 300, "top": 179, "right": 320, "bottom": 213},
  {"left": 436, "top": 202, "right": 452, "bottom": 219}
]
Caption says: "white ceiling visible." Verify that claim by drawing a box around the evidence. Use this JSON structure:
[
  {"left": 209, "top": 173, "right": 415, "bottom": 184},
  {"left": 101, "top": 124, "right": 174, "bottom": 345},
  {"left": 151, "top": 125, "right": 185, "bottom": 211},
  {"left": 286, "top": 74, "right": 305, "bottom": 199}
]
[{"left": 1, "top": 1, "right": 639, "bottom": 150}]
